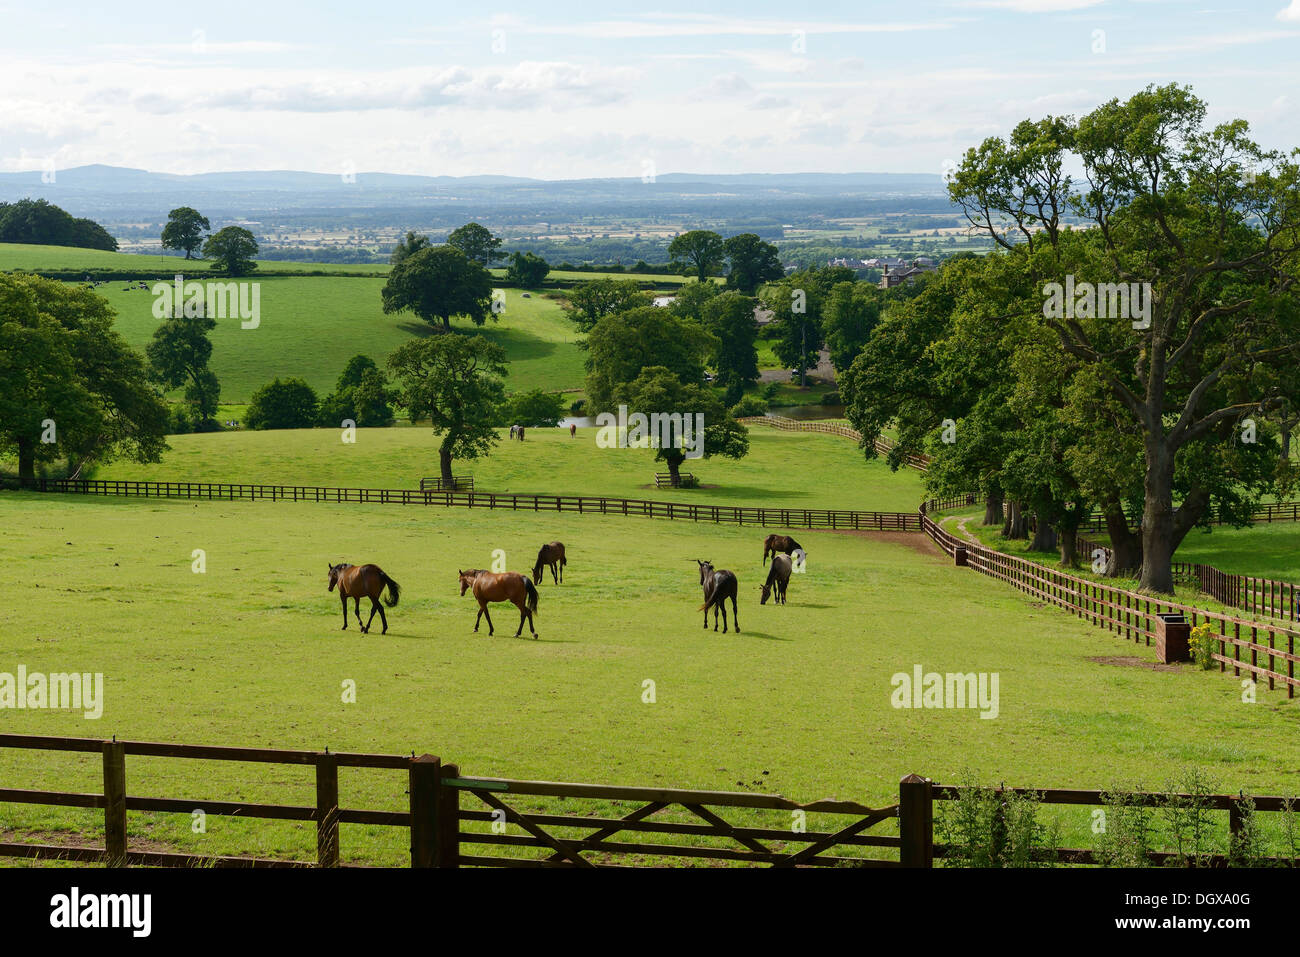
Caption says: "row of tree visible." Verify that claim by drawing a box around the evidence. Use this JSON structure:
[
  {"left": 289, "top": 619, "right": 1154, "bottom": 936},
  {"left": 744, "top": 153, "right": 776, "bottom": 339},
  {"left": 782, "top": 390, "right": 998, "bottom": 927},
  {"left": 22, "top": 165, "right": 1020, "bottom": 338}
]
[{"left": 840, "top": 84, "right": 1300, "bottom": 594}]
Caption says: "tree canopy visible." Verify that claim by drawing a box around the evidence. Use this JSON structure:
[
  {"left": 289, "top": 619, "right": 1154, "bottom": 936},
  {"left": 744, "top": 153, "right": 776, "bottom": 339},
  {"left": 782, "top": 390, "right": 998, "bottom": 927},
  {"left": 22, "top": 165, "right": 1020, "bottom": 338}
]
[
  {"left": 381, "top": 245, "right": 494, "bottom": 330},
  {"left": 202, "top": 226, "right": 259, "bottom": 276},
  {"left": 161, "top": 207, "right": 210, "bottom": 259}
]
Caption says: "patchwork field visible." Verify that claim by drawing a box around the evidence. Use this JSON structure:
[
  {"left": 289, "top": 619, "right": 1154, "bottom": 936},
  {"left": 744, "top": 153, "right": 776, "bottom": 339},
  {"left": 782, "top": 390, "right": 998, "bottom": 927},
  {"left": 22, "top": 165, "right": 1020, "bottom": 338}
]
[
  {"left": 95, "top": 280, "right": 584, "bottom": 401},
  {"left": 2, "top": 489, "right": 1296, "bottom": 866}
]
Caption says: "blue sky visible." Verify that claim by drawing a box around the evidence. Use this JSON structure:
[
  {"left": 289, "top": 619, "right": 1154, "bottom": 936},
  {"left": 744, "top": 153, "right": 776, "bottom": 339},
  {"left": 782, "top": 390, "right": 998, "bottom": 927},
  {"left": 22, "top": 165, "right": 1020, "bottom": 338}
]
[{"left": 2, "top": 0, "right": 1298, "bottom": 178}]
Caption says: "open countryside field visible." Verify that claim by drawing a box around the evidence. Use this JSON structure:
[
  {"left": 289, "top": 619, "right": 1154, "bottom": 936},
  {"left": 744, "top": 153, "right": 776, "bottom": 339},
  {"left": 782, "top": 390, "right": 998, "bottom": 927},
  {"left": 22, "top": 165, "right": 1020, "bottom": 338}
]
[
  {"left": 96, "top": 280, "right": 584, "bottom": 401},
  {"left": 2, "top": 489, "right": 1296, "bottom": 866},
  {"left": 92, "top": 426, "right": 928, "bottom": 512}
]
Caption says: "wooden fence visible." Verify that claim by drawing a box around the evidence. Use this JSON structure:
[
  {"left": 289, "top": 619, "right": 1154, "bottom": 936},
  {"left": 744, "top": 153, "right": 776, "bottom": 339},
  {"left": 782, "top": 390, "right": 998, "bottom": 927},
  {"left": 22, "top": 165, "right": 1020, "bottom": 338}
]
[
  {"left": 922, "top": 514, "right": 1300, "bottom": 697},
  {"left": 419, "top": 475, "right": 474, "bottom": 493},
  {"left": 5, "top": 734, "right": 1294, "bottom": 868},
  {"left": 22, "top": 477, "right": 923, "bottom": 532},
  {"left": 0, "top": 733, "right": 903, "bottom": 868}
]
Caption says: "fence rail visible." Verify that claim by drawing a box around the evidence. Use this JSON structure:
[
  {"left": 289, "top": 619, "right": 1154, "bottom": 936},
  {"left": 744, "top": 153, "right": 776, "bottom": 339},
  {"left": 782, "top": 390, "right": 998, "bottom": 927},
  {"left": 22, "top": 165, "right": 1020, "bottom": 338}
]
[
  {"left": 4, "top": 734, "right": 1295, "bottom": 868},
  {"left": 21, "top": 477, "right": 923, "bottom": 532},
  {"left": 418, "top": 475, "right": 473, "bottom": 493},
  {"left": 922, "top": 514, "right": 1300, "bottom": 697}
]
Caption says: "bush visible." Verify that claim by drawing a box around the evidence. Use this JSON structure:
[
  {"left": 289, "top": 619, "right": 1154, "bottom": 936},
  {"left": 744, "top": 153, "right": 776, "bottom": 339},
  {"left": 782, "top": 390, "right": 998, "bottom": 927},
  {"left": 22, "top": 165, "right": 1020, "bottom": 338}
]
[
  {"left": 569, "top": 398, "right": 586, "bottom": 416},
  {"left": 1190, "top": 622, "right": 1218, "bottom": 670},
  {"left": 245, "top": 377, "right": 319, "bottom": 430},
  {"left": 821, "top": 389, "right": 841, "bottom": 405},
  {"left": 167, "top": 405, "right": 194, "bottom": 435},
  {"left": 678, "top": 474, "right": 701, "bottom": 489},
  {"left": 729, "top": 395, "right": 769, "bottom": 418},
  {"left": 761, "top": 382, "right": 780, "bottom": 402}
]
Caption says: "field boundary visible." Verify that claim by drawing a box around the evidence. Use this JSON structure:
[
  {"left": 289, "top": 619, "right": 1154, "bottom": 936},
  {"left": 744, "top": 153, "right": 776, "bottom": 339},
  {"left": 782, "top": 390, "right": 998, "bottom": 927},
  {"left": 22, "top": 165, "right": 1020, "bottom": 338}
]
[
  {"left": 4, "top": 734, "right": 1296, "bottom": 868},
  {"left": 17, "top": 476, "right": 923, "bottom": 532},
  {"left": 922, "top": 511, "right": 1300, "bottom": 697}
]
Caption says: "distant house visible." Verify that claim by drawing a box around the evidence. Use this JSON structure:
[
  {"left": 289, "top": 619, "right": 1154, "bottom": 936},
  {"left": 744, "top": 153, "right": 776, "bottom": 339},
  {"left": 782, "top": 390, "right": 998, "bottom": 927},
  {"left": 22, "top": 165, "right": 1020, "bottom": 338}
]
[{"left": 879, "top": 258, "right": 938, "bottom": 289}]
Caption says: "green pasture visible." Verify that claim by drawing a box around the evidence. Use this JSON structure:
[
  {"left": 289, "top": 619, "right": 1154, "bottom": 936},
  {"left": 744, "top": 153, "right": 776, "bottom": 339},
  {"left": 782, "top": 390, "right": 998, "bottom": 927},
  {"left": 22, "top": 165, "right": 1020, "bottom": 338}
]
[
  {"left": 94, "top": 279, "right": 584, "bottom": 402},
  {"left": 91, "top": 425, "right": 926, "bottom": 512},
  {"left": 1, "top": 490, "right": 1296, "bottom": 866},
  {"left": 0, "top": 243, "right": 384, "bottom": 276}
]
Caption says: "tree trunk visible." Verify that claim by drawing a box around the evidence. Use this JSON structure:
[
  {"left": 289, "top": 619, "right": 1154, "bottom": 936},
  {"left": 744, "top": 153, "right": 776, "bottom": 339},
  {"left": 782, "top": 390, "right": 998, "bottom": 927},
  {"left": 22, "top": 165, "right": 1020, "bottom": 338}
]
[
  {"left": 1139, "top": 450, "right": 1176, "bottom": 593},
  {"left": 1028, "top": 511, "right": 1057, "bottom": 552},
  {"left": 1282, "top": 425, "right": 1292, "bottom": 463},
  {"left": 1058, "top": 527, "right": 1079, "bottom": 569},
  {"left": 983, "top": 490, "right": 1004, "bottom": 526},
  {"left": 1002, "top": 500, "right": 1028, "bottom": 539},
  {"left": 438, "top": 439, "right": 454, "bottom": 486},
  {"left": 666, "top": 455, "right": 682, "bottom": 487},
  {"left": 17, "top": 436, "right": 36, "bottom": 488},
  {"left": 1103, "top": 505, "right": 1141, "bottom": 578}
]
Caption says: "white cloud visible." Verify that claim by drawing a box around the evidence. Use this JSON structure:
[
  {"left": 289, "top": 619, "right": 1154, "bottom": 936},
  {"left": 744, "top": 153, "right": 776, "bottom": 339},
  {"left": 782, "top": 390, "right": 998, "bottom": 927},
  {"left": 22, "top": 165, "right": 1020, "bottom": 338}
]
[{"left": 1278, "top": 0, "right": 1300, "bottom": 21}]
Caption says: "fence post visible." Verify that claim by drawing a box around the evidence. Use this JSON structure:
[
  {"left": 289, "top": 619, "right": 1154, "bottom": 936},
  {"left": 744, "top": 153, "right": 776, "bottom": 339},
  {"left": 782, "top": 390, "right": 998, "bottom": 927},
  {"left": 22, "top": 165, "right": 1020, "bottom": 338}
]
[
  {"left": 409, "top": 754, "right": 440, "bottom": 867},
  {"left": 437, "top": 763, "right": 461, "bottom": 868},
  {"left": 898, "top": 773, "right": 933, "bottom": 867},
  {"left": 102, "top": 740, "right": 127, "bottom": 867},
  {"left": 316, "top": 753, "right": 340, "bottom": 867}
]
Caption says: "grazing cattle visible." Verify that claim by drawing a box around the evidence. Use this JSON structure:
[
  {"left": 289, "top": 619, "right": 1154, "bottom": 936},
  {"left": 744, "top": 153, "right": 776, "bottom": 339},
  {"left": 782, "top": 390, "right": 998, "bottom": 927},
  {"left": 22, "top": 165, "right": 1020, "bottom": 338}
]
[
  {"left": 327, "top": 563, "right": 400, "bottom": 634},
  {"left": 763, "top": 534, "right": 803, "bottom": 565},
  {"left": 532, "top": 542, "right": 567, "bottom": 585},
  {"left": 759, "top": 554, "right": 792, "bottom": 605},
  {"left": 459, "top": 569, "right": 539, "bottom": 638},
  {"left": 696, "top": 559, "right": 739, "bottom": 633}
]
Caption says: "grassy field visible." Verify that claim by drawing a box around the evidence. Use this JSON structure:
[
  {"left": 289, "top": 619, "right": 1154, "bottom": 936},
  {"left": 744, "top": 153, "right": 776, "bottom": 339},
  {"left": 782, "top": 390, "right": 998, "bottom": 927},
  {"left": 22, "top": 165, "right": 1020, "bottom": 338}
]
[
  {"left": 2, "top": 489, "right": 1296, "bottom": 866},
  {"left": 94, "top": 279, "right": 584, "bottom": 402},
  {"left": 89, "top": 425, "right": 927, "bottom": 512}
]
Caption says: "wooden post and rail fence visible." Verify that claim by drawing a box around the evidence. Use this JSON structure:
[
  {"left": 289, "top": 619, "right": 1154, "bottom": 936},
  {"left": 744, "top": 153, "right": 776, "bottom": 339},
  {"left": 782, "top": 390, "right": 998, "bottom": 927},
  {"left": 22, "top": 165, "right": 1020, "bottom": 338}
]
[{"left": 3, "top": 733, "right": 1295, "bottom": 868}]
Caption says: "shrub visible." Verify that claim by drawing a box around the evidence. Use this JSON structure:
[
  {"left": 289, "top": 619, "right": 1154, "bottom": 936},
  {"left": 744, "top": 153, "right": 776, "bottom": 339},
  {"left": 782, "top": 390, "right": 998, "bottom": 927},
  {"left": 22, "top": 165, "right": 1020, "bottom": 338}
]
[
  {"left": 502, "top": 389, "right": 566, "bottom": 427},
  {"left": 1190, "top": 622, "right": 1218, "bottom": 670},
  {"left": 729, "top": 395, "right": 769, "bottom": 418},
  {"left": 821, "top": 389, "right": 841, "bottom": 405},
  {"left": 678, "top": 474, "right": 701, "bottom": 489},
  {"left": 936, "top": 773, "right": 1058, "bottom": 867},
  {"left": 245, "top": 377, "right": 319, "bottom": 430},
  {"left": 1095, "top": 785, "right": 1155, "bottom": 866},
  {"left": 569, "top": 398, "right": 586, "bottom": 415}
]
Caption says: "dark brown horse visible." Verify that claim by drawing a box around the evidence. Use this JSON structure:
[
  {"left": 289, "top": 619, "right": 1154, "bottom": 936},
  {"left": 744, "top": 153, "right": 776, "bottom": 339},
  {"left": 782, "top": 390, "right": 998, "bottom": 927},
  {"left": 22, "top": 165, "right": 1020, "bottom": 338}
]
[
  {"left": 696, "top": 559, "right": 739, "bottom": 633},
  {"left": 532, "top": 542, "right": 567, "bottom": 585},
  {"left": 763, "top": 534, "right": 803, "bottom": 565},
  {"left": 459, "top": 570, "right": 540, "bottom": 638},
  {"left": 759, "top": 553, "right": 792, "bottom": 605},
  {"left": 327, "top": 563, "right": 400, "bottom": 634}
]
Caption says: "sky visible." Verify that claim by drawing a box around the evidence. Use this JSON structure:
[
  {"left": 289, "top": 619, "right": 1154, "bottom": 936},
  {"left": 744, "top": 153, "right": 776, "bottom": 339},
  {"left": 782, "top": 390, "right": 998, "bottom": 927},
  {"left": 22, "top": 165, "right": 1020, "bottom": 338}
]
[{"left": 2, "top": 0, "right": 1298, "bottom": 180}]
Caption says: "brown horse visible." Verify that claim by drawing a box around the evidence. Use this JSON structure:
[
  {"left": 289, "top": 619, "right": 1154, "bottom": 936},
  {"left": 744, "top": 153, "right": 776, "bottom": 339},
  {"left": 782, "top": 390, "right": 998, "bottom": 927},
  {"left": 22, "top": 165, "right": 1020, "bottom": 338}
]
[
  {"left": 327, "top": 563, "right": 400, "bottom": 634},
  {"left": 459, "top": 569, "right": 540, "bottom": 638},
  {"left": 763, "top": 534, "right": 803, "bottom": 565},
  {"left": 696, "top": 559, "right": 739, "bottom": 633},
  {"left": 759, "top": 553, "right": 792, "bottom": 605},
  {"left": 532, "top": 542, "right": 567, "bottom": 585}
]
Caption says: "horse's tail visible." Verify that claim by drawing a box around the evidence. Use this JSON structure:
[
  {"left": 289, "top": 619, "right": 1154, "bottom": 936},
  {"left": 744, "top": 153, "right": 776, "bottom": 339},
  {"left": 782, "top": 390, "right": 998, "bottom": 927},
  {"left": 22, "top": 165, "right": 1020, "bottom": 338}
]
[
  {"left": 560, "top": 552, "right": 567, "bottom": 567},
  {"left": 524, "top": 577, "right": 540, "bottom": 617},
  {"left": 381, "top": 573, "right": 401, "bottom": 607}
]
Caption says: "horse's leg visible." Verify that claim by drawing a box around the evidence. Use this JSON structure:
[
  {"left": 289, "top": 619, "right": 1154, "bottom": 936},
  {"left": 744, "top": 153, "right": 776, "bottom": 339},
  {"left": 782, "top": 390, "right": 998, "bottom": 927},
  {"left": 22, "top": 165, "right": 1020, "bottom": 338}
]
[
  {"left": 732, "top": 593, "right": 739, "bottom": 632},
  {"left": 340, "top": 594, "right": 348, "bottom": 630},
  {"left": 513, "top": 597, "right": 526, "bottom": 637},
  {"left": 703, "top": 600, "right": 709, "bottom": 629},
  {"left": 353, "top": 596, "right": 361, "bottom": 629},
  {"left": 363, "top": 598, "right": 379, "bottom": 634},
  {"left": 474, "top": 601, "right": 484, "bottom": 632},
  {"left": 550, "top": 561, "right": 558, "bottom": 585},
  {"left": 377, "top": 601, "right": 389, "bottom": 635},
  {"left": 482, "top": 604, "right": 495, "bottom": 636},
  {"left": 720, "top": 601, "right": 728, "bottom": 633}
]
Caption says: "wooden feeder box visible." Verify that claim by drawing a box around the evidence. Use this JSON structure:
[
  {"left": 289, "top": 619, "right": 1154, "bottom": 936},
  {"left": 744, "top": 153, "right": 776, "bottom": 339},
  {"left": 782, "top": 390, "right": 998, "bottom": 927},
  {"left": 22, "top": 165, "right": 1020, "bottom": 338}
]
[
  {"left": 954, "top": 546, "right": 968, "bottom": 567},
  {"left": 1155, "top": 613, "right": 1190, "bottom": 664}
]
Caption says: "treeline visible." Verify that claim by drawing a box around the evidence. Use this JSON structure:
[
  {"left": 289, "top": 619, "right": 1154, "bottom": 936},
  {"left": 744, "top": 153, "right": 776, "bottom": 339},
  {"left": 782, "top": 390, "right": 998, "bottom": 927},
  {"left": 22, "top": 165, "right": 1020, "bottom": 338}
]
[{"left": 0, "top": 199, "right": 118, "bottom": 251}]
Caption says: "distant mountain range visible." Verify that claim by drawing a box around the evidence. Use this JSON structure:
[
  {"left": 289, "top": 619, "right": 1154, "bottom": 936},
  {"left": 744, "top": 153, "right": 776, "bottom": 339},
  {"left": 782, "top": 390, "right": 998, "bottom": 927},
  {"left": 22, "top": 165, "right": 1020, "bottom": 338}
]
[{"left": 0, "top": 164, "right": 944, "bottom": 194}]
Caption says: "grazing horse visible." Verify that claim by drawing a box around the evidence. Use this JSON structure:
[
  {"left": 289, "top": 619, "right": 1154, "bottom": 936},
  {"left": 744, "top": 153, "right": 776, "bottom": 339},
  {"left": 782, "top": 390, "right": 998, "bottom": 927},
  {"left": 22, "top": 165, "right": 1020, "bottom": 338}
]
[
  {"left": 327, "top": 563, "right": 400, "bottom": 634},
  {"left": 459, "top": 569, "right": 539, "bottom": 638},
  {"left": 763, "top": 533, "right": 803, "bottom": 566},
  {"left": 759, "top": 554, "right": 792, "bottom": 605},
  {"left": 569, "top": 423, "right": 577, "bottom": 437},
  {"left": 532, "top": 541, "right": 567, "bottom": 585},
  {"left": 509, "top": 425, "right": 518, "bottom": 439},
  {"left": 696, "top": 559, "right": 739, "bottom": 633}
]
